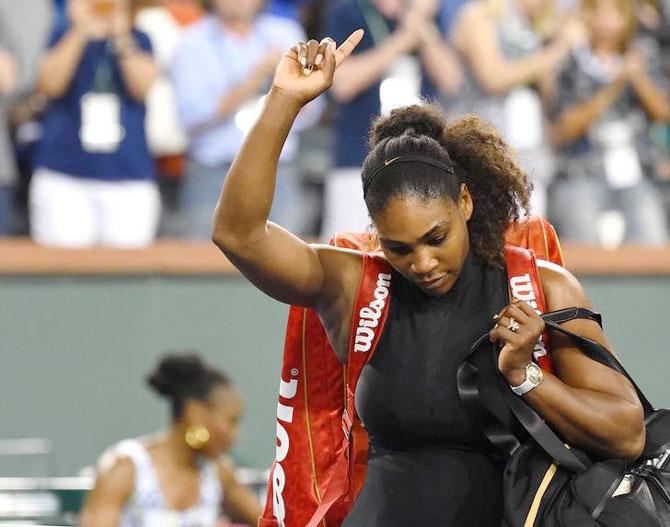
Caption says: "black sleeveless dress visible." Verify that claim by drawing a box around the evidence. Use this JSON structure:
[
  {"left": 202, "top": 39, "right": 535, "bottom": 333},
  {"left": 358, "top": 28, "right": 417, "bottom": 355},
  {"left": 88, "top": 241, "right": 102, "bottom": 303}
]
[{"left": 343, "top": 253, "right": 508, "bottom": 526}]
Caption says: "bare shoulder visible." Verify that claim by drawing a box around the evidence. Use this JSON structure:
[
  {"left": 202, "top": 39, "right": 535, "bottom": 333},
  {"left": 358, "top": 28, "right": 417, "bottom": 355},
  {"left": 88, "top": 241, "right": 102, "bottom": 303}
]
[
  {"left": 455, "top": 0, "right": 489, "bottom": 24},
  {"left": 79, "top": 450, "right": 135, "bottom": 526},
  {"left": 94, "top": 449, "right": 135, "bottom": 495},
  {"left": 537, "top": 259, "right": 617, "bottom": 358},
  {"left": 537, "top": 259, "right": 591, "bottom": 311},
  {"left": 453, "top": 1, "right": 492, "bottom": 32},
  {"left": 452, "top": 1, "right": 496, "bottom": 51}
]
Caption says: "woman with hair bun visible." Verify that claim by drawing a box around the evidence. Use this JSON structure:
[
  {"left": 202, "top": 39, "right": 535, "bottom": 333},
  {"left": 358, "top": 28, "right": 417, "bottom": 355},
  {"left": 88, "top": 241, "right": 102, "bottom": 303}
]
[
  {"left": 211, "top": 31, "right": 645, "bottom": 524},
  {"left": 80, "top": 352, "right": 262, "bottom": 527}
]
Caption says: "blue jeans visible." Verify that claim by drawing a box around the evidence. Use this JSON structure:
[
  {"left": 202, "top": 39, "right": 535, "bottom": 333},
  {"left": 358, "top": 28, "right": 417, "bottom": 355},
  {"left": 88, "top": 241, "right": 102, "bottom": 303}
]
[
  {"left": 549, "top": 177, "right": 669, "bottom": 245},
  {"left": 180, "top": 158, "right": 309, "bottom": 239}
]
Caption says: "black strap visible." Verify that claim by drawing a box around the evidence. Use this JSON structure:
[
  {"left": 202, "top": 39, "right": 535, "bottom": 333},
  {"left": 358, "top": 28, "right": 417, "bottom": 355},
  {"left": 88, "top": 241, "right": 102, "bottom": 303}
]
[
  {"left": 458, "top": 307, "right": 656, "bottom": 473},
  {"left": 457, "top": 339, "right": 522, "bottom": 456},
  {"left": 541, "top": 309, "right": 654, "bottom": 416}
]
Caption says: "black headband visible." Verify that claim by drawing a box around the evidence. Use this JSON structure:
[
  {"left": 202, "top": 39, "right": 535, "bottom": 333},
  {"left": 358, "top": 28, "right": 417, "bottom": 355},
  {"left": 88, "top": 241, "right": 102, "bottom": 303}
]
[{"left": 363, "top": 154, "right": 455, "bottom": 197}]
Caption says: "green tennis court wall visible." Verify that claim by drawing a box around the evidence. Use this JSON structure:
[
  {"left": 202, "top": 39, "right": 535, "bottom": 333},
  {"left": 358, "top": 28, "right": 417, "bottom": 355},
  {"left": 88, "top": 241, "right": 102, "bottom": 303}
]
[{"left": 0, "top": 274, "right": 667, "bottom": 476}]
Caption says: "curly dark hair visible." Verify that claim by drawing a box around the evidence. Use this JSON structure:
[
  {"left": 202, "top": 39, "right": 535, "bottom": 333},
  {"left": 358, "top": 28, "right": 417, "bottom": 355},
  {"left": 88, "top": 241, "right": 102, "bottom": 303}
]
[
  {"left": 362, "top": 104, "right": 531, "bottom": 267},
  {"left": 146, "top": 352, "right": 231, "bottom": 420}
]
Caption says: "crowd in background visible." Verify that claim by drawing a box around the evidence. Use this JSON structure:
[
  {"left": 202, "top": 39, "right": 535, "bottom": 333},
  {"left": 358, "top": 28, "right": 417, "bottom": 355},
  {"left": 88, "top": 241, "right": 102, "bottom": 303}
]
[{"left": 1, "top": 0, "right": 669, "bottom": 248}]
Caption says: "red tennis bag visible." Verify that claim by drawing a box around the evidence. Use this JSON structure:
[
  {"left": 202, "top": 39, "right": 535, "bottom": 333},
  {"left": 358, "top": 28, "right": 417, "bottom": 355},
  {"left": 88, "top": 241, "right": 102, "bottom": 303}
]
[{"left": 259, "top": 216, "right": 563, "bottom": 527}]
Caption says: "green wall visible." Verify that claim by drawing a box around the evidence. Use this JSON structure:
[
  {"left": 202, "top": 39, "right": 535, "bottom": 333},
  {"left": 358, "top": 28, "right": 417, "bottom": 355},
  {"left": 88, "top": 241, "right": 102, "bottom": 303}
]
[{"left": 0, "top": 274, "right": 668, "bottom": 476}]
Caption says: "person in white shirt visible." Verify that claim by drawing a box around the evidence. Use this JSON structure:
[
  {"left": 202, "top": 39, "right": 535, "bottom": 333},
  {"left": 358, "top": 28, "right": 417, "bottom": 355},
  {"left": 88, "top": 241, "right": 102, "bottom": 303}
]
[{"left": 80, "top": 352, "right": 262, "bottom": 527}]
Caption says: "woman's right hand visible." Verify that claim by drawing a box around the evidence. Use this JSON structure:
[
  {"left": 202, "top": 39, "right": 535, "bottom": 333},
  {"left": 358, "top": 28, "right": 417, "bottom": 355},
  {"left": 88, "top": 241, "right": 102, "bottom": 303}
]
[{"left": 271, "top": 29, "right": 364, "bottom": 107}]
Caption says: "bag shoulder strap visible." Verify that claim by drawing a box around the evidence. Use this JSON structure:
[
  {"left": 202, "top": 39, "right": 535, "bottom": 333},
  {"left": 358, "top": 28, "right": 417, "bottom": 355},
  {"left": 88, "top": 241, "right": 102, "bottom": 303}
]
[
  {"left": 344, "top": 254, "right": 393, "bottom": 438},
  {"left": 458, "top": 246, "right": 554, "bottom": 457},
  {"left": 541, "top": 314, "right": 654, "bottom": 415},
  {"left": 303, "top": 254, "right": 392, "bottom": 527},
  {"left": 469, "top": 307, "right": 656, "bottom": 473},
  {"left": 504, "top": 245, "right": 554, "bottom": 372}
]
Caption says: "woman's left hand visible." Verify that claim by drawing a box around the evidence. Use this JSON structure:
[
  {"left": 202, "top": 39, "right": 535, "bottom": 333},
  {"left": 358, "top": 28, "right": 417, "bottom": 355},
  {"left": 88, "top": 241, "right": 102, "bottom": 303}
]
[{"left": 490, "top": 299, "right": 546, "bottom": 385}]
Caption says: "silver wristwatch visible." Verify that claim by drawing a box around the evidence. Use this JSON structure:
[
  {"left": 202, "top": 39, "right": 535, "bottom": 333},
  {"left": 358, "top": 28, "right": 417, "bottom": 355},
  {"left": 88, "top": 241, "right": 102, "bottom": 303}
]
[{"left": 510, "top": 362, "right": 544, "bottom": 396}]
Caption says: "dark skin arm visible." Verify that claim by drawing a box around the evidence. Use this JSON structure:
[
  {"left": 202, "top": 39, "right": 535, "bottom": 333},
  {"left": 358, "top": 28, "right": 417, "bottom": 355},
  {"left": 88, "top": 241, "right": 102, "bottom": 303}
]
[
  {"left": 218, "top": 457, "right": 263, "bottom": 526},
  {"left": 491, "top": 261, "right": 645, "bottom": 461},
  {"left": 79, "top": 455, "right": 134, "bottom": 527},
  {"left": 211, "top": 32, "right": 366, "bottom": 362}
]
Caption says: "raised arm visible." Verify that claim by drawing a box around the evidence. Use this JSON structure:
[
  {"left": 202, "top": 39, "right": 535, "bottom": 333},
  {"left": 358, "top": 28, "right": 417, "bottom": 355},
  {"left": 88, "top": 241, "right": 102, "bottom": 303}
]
[
  {"left": 111, "top": 9, "right": 158, "bottom": 103},
  {"left": 0, "top": 47, "right": 17, "bottom": 96},
  {"left": 452, "top": 3, "right": 576, "bottom": 95},
  {"left": 211, "top": 31, "right": 364, "bottom": 309},
  {"left": 409, "top": 0, "right": 462, "bottom": 96},
  {"left": 550, "top": 77, "right": 626, "bottom": 146},
  {"left": 626, "top": 47, "right": 670, "bottom": 123},
  {"left": 37, "top": 0, "right": 96, "bottom": 99},
  {"left": 218, "top": 457, "right": 263, "bottom": 526},
  {"left": 492, "top": 262, "right": 645, "bottom": 460}
]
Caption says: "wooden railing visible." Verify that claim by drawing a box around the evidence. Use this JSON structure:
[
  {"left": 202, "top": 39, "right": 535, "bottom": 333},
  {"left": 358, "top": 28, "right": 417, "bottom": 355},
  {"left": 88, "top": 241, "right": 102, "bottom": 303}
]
[{"left": 0, "top": 239, "right": 669, "bottom": 275}]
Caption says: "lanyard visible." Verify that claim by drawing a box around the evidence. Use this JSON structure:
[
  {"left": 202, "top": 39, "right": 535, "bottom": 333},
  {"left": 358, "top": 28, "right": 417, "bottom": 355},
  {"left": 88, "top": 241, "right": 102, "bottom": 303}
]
[{"left": 357, "top": 0, "right": 392, "bottom": 45}]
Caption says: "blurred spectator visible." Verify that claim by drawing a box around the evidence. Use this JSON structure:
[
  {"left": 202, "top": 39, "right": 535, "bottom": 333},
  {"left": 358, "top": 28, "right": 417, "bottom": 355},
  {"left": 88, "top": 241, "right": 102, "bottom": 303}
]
[
  {"left": 0, "top": 16, "right": 18, "bottom": 236},
  {"left": 165, "top": 0, "right": 205, "bottom": 26},
  {"left": 0, "top": 0, "right": 53, "bottom": 236},
  {"left": 450, "top": 0, "right": 582, "bottom": 217},
  {"left": 266, "top": 0, "right": 301, "bottom": 19},
  {"left": 320, "top": 0, "right": 462, "bottom": 238},
  {"left": 135, "top": 0, "right": 191, "bottom": 236},
  {"left": 171, "top": 0, "right": 322, "bottom": 239},
  {"left": 30, "top": 0, "right": 160, "bottom": 248},
  {"left": 79, "top": 352, "right": 262, "bottom": 526},
  {"left": 547, "top": 0, "right": 670, "bottom": 246}
]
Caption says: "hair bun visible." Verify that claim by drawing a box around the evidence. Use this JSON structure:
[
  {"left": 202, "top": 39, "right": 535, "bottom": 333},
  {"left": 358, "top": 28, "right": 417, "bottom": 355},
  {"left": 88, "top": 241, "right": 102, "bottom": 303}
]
[
  {"left": 370, "top": 105, "right": 445, "bottom": 146},
  {"left": 146, "top": 352, "right": 206, "bottom": 399}
]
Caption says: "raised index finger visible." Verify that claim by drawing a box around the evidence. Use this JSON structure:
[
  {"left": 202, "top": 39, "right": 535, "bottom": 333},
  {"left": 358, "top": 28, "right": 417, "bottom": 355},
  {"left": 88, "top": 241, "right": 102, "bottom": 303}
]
[{"left": 334, "top": 29, "right": 364, "bottom": 67}]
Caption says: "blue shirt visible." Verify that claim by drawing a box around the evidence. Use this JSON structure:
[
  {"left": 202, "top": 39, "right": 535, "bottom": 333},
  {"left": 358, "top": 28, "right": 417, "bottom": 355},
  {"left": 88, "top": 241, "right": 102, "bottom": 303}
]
[
  {"left": 326, "top": 0, "right": 437, "bottom": 168},
  {"left": 35, "top": 23, "right": 155, "bottom": 182},
  {"left": 171, "top": 14, "right": 307, "bottom": 166}
]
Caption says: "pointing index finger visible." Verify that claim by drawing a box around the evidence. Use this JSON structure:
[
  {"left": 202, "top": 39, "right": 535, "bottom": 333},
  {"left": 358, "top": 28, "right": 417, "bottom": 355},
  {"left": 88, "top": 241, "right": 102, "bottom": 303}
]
[{"left": 334, "top": 29, "right": 364, "bottom": 67}]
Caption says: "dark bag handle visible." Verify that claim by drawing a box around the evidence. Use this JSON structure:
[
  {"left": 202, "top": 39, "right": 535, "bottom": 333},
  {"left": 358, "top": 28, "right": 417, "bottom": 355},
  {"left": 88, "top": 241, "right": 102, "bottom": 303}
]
[
  {"left": 540, "top": 307, "right": 655, "bottom": 416},
  {"left": 459, "top": 307, "right": 655, "bottom": 473}
]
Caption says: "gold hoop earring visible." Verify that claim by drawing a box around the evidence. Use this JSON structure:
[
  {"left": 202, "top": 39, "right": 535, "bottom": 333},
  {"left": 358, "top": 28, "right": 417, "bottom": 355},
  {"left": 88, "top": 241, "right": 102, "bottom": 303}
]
[{"left": 185, "top": 425, "right": 210, "bottom": 450}]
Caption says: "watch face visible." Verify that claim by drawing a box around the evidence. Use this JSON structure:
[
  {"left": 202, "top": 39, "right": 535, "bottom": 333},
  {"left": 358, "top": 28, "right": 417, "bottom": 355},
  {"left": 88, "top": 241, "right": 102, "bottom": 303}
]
[{"left": 527, "top": 364, "right": 544, "bottom": 384}]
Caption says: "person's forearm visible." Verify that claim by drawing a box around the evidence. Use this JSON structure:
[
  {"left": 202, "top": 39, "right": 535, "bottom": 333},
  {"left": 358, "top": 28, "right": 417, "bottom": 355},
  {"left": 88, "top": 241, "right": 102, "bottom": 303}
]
[
  {"left": 36, "top": 28, "right": 88, "bottom": 98},
  {"left": 212, "top": 88, "right": 301, "bottom": 246},
  {"left": 330, "top": 31, "right": 413, "bottom": 102},
  {"left": 552, "top": 79, "right": 625, "bottom": 145},
  {"left": 0, "top": 48, "right": 17, "bottom": 95},
  {"left": 631, "top": 73, "right": 670, "bottom": 122},
  {"left": 473, "top": 42, "right": 566, "bottom": 95},
  {"left": 509, "top": 370, "right": 645, "bottom": 460},
  {"left": 116, "top": 43, "right": 158, "bottom": 102},
  {"left": 418, "top": 26, "right": 462, "bottom": 95},
  {"left": 189, "top": 70, "right": 268, "bottom": 136}
]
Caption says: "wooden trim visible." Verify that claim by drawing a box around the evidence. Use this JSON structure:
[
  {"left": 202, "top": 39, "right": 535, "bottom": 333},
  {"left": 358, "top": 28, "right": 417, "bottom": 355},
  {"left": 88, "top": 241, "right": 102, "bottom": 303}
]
[
  {"left": 1, "top": 239, "right": 669, "bottom": 276},
  {"left": 0, "top": 239, "right": 236, "bottom": 275}
]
